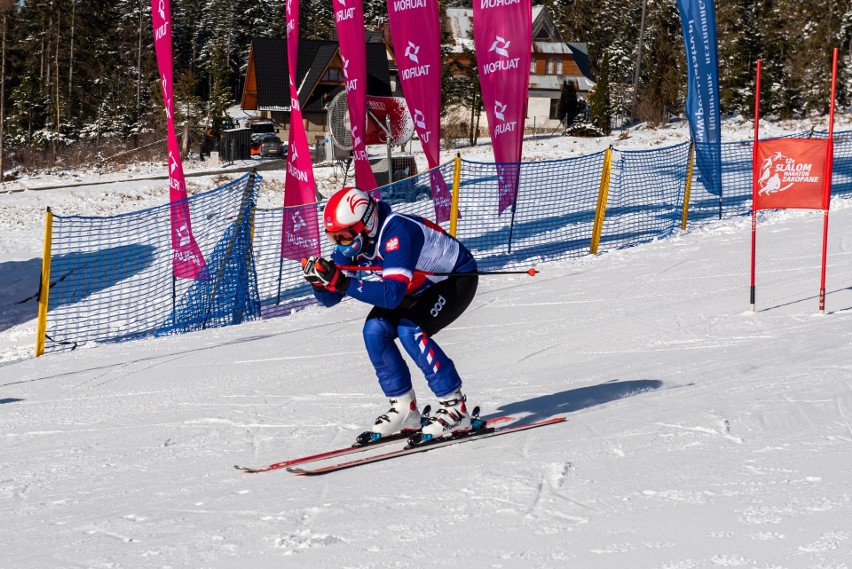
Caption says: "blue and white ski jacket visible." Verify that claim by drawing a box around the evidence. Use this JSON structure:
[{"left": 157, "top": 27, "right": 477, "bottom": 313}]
[{"left": 313, "top": 200, "right": 476, "bottom": 309}]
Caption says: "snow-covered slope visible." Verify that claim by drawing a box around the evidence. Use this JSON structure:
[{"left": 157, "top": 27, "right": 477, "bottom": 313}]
[
  {"left": 3, "top": 199, "right": 852, "bottom": 568},
  {"left": 2, "top": 117, "right": 851, "bottom": 567}
]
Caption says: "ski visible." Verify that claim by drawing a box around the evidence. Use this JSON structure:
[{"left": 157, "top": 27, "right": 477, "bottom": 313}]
[
  {"left": 286, "top": 416, "right": 566, "bottom": 476},
  {"left": 234, "top": 414, "right": 513, "bottom": 474}
]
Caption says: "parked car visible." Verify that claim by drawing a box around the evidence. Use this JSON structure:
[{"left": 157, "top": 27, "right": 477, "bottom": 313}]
[
  {"left": 259, "top": 135, "right": 286, "bottom": 158},
  {"left": 248, "top": 120, "right": 276, "bottom": 142}
]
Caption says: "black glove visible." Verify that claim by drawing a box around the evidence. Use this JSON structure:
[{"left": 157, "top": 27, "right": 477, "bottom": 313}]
[
  {"left": 301, "top": 257, "right": 327, "bottom": 292},
  {"left": 301, "top": 257, "right": 350, "bottom": 293}
]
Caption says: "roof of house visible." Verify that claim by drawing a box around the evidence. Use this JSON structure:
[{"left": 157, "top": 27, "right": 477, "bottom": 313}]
[
  {"left": 443, "top": 5, "right": 595, "bottom": 91},
  {"left": 242, "top": 38, "right": 392, "bottom": 113},
  {"left": 567, "top": 42, "right": 594, "bottom": 82},
  {"left": 445, "top": 5, "right": 563, "bottom": 45}
]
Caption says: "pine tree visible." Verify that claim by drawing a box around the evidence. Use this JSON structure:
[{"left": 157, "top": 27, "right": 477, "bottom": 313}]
[
  {"left": 557, "top": 79, "right": 580, "bottom": 125},
  {"left": 715, "top": 0, "right": 759, "bottom": 115},
  {"left": 0, "top": 0, "right": 14, "bottom": 179},
  {"left": 363, "top": 0, "right": 387, "bottom": 27},
  {"left": 638, "top": 0, "right": 682, "bottom": 125},
  {"left": 443, "top": 45, "right": 481, "bottom": 146},
  {"left": 756, "top": 0, "right": 797, "bottom": 118},
  {"left": 0, "top": 0, "right": 849, "bottom": 166},
  {"left": 589, "top": 50, "right": 611, "bottom": 135},
  {"left": 207, "top": 41, "right": 233, "bottom": 123},
  {"left": 302, "top": 0, "right": 334, "bottom": 40}
]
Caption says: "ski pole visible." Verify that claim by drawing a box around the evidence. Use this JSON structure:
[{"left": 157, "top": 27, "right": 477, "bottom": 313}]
[{"left": 336, "top": 265, "right": 539, "bottom": 277}]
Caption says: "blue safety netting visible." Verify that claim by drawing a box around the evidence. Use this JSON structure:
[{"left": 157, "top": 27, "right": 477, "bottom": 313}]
[
  {"left": 687, "top": 129, "right": 852, "bottom": 220},
  {"left": 40, "top": 129, "right": 852, "bottom": 352},
  {"left": 603, "top": 143, "right": 690, "bottom": 250},
  {"left": 43, "top": 172, "right": 261, "bottom": 353},
  {"left": 252, "top": 162, "right": 451, "bottom": 316},
  {"left": 157, "top": 179, "right": 261, "bottom": 336},
  {"left": 453, "top": 152, "right": 606, "bottom": 270}
]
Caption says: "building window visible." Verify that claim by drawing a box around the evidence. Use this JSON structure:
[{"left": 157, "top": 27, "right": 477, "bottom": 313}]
[
  {"left": 549, "top": 99, "right": 559, "bottom": 120},
  {"left": 546, "top": 58, "right": 563, "bottom": 75},
  {"left": 322, "top": 68, "right": 342, "bottom": 82},
  {"left": 530, "top": 59, "right": 536, "bottom": 74}
]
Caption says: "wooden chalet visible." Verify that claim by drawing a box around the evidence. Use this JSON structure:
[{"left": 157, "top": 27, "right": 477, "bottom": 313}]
[
  {"left": 444, "top": 5, "right": 595, "bottom": 129},
  {"left": 241, "top": 38, "right": 393, "bottom": 143}
]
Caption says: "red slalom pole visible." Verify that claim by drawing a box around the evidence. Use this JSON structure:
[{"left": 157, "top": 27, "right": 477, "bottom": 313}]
[
  {"left": 750, "top": 59, "right": 762, "bottom": 312},
  {"left": 336, "top": 265, "right": 539, "bottom": 277},
  {"left": 818, "top": 47, "right": 839, "bottom": 314}
]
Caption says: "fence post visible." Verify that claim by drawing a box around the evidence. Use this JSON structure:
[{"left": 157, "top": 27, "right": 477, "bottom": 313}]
[
  {"left": 590, "top": 147, "right": 613, "bottom": 255},
  {"left": 681, "top": 140, "right": 695, "bottom": 230},
  {"left": 449, "top": 153, "right": 462, "bottom": 237},
  {"left": 35, "top": 207, "right": 53, "bottom": 357}
]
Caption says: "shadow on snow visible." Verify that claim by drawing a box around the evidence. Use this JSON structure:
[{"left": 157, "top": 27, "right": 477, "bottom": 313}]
[{"left": 489, "top": 378, "right": 664, "bottom": 424}]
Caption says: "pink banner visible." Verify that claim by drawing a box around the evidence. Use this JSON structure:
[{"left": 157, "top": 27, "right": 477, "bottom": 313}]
[
  {"left": 151, "top": 0, "right": 207, "bottom": 280},
  {"left": 473, "top": 0, "right": 531, "bottom": 215},
  {"left": 386, "top": 0, "right": 451, "bottom": 222},
  {"left": 281, "top": 0, "right": 321, "bottom": 261},
  {"left": 334, "top": 0, "right": 379, "bottom": 197}
]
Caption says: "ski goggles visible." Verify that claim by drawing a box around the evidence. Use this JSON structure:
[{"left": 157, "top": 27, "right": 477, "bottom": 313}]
[
  {"left": 335, "top": 233, "right": 365, "bottom": 257},
  {"left": 325, "top": 227, "right": 359, "bottom": 246}
]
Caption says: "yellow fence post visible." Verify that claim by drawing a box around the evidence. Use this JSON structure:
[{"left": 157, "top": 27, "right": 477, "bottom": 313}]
[
  {"left": 590, "top": 147, "right": 613, "bottom": 255},
  {"left": 449, "top": 153, "right": 462, "bottom": 237},
  {"left": 681, "top": 140, "right": 695, "bottom": 230},
  {"left": 36, "top": 207, "right": 54, "bottom": 357}
]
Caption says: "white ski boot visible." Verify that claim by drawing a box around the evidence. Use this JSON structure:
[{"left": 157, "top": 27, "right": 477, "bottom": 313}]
[
  {"left": 356, "top": 390, "right": 422, "bottom": 445},
  {"left": 416, "top": 389, "right": 472, "bottom": 443}
]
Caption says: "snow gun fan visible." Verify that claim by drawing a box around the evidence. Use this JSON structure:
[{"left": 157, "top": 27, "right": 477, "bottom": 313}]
[
  {"left": 324, "top": 91, "right": 417, "bottom": 185},
  {"left": 326, "top": 90, "right": 416, "bottom": 152},
  {"left": 326, "top": 91, "right": 354, "bottom": 155}
]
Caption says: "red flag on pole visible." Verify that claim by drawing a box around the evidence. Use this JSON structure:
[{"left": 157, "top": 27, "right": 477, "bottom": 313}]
[
  {"left": 753, "top": 138, "right": 830, "bottom": 211},
  {"left": 750, "top": 48, "right": 839, "bottom": 313}
]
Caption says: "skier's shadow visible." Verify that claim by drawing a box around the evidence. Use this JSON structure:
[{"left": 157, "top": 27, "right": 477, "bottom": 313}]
[{"left": 487, "top": 379, "right": 664, "bottom": 424}]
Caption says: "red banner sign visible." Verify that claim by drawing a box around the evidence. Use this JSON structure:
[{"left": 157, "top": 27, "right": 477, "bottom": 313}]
[
  {"left": 754, "top": 138, "right": 831, "bottom": 211},
  {"left": 749, "top": 52, "right": 839, "bottom": 314}
]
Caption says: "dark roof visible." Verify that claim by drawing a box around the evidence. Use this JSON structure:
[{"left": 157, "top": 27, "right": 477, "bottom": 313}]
[
  {"left": 330, "top": 29, "right": 387, "bottom": 43},
  {"left": 251, "top": 37, "right": 287, "bottom": 110},
  {"left": 567, "top": 43, "right": 594, "bottom": 82},
  {"left": 248, "top": 38, "right": 391, "bottom": 113}
]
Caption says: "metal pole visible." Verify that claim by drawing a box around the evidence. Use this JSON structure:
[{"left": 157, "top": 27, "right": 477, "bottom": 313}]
[
  {"left": 0, "top": 12, "right": 6, "bottom": 184},
  {"left": 336, "top": 264, "right": 539, "bottom": 277},
  {"left": 386, "top": 115, "right": 393, "bottom": 185}
]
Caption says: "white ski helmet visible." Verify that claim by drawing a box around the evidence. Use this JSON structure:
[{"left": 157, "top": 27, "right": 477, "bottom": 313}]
[{"left": 323, "top": 187, "right": 379, "bottom": 246}]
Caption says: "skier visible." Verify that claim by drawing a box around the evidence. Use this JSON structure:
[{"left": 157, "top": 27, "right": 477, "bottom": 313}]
[{"left": 302, "top": 186, "right": 479, "bottom": 444}]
